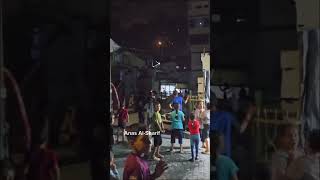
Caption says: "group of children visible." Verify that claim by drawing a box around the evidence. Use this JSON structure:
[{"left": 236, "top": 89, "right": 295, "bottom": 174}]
[
  {"left": 211, "top": 122, "right": 320, "bottom": 180},
  {"left": 110, "top": 93, "right": 212, "bottom": 179}
]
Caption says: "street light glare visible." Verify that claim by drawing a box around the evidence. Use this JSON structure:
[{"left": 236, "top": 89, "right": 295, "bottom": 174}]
[{"left": 158, "top": 41, "right": 162, "bottom": 46}]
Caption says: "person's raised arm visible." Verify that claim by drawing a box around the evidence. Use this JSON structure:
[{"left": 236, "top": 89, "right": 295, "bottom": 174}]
[
  {"left": 239, "top": 104, "right": 256, "bottom": 133},
  {"left": 150, "top": 160, "right": 168, "bottom": 180},
  {"left": 183, "top": 96, "right": 189, "bottom": 104}
]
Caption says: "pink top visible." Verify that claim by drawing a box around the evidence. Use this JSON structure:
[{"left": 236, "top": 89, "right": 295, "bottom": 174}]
[{"left": 123, "top": 153, "right": 151, "bottom": 180}]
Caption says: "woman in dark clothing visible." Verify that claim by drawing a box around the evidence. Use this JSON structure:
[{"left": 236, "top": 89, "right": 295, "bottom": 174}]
[{"left": 233, "top": 97, "right": 257, "bottom": 180}]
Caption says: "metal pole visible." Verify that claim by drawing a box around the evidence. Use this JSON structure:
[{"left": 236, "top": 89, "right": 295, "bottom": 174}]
[{"left": 0, "top": 0, "right": 7, "bottom": 160}]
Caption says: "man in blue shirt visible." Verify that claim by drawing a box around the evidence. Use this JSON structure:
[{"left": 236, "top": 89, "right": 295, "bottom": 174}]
[
  {"left": 211, "top": 102, "right": 239, "bottom": 157},
  {"left": 169, "top": 90, "right": 185, "bottom": 111},
  {"left": 170, "top": 103, "right": 185, "bottom": 153}
]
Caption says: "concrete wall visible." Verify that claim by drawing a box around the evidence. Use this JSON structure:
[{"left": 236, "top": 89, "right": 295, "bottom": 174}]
[
  {"left": 250, "top": 0, "right": 298, "bottom": 100},
  {"left": 296, "top": 0, "right": 320, "bottom": 30},
  {"left": 259, "top": 0, "right": 296, "bottom": 26},
  {"left": 213, "top": 70, "right": 248, "bottom": 85},
  {"left": 188, "top": 0, "right": 210, "bottom": 93}
]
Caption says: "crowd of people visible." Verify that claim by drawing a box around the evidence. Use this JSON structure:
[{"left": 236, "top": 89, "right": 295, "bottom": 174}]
[
  {"left": 110, "top": 89, "right": 212, "bottom": 179},
  {"left": 211, "top": 87, "right": 320, "bottom": 180}
]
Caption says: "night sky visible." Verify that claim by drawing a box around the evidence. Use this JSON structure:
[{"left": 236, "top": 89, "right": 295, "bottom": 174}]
[{"left": 110, "top": 0, "right": 190, "bottom": 61}]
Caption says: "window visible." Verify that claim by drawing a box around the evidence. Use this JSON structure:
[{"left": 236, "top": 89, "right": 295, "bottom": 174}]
[
  {"left": 212, "top": 14, "right": 221, "bottom": 22},
  {"left": 190, "top": 34, "right": 209, "bottom": 45},
  {"left": 161, "top": 84, "right": 176, "bottom": 96},
  {"left": 189, "top": 17, "right": 209, "bottom": 28}
]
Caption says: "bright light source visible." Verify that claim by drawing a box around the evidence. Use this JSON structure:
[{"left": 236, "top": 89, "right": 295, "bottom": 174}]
[
  {"left": 158, "top": 41, "right": 162, "bottom": 46},
  {"left": 199, "top": 22, "right": 203, "bottom": 25},
  {"left": 236, "top": 18, "right": 246, "bottom": 23},
  {"left": 176, "top": 66, "right": 180, "bottom": 69},
  {"left": 184, "top": 67, "right": 187, "bottom": 69}
]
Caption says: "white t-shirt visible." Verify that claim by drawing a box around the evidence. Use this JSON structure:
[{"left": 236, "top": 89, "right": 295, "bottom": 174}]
[
  {"left": 194, "top": 108, "right": 205, "bottom": 128},
  {"left": 202, "top": 110, "right": 210, "bottom": 125},
  {"left": 286, "top": 153, "right": 320, "bottom": 180}
]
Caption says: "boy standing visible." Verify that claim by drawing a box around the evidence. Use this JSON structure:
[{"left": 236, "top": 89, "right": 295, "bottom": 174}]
[
  {"left": 151, "top": 102, "right": 165, "bottom": 161},
  {"left": 211, "top": 132, "right": 239, "bottom": 180},
  {"left": 145, "top": 97, "right": 155, "bottom": 128},
  {"left": 123, "top": 123, "right": 168, "bottom": 180},
  {"left": 201, "top": 103, "right": 210, "bottom": 154},
  {"left": 170, "top": 103, "right": 185, "bottom": 153},
  {"left": 117, "top": 104, "right": 129, "bottom": 143}
]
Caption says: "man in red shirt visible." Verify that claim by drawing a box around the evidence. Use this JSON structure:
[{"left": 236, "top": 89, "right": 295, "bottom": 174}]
[{"left": 188, "top": 113, "right": 200, "bottom": 162}]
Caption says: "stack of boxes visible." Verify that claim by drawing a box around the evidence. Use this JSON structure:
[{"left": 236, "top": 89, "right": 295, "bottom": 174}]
[
  {"left": 197, "top": 77, "right": 205, "bottom": 99},
  {"left": 280, "top": 50, "right": 302, "bottom": 116}
]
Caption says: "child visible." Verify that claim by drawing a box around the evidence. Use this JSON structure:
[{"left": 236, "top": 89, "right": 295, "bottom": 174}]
[
  {"left": 170, "top": 103, "right": 185, "bottom": 153},
  {"left": 194, "top": 101, "right": 205, "bottom": 148},
  {"left": 25, "top": 136, "right": 60, "bottom": 180},
  {"left": 211, "top": 100, "right": 237, "bottom": 157},
  {"left": 151, "top": 102, "right": 165, "bottom": 161},
  {"left": 286, "top": 129, "right": 320, "bottom": 180},
  {"left": 110, "top": 151, "right": 120, "bottom": 180},
  {"left": 123, "top": 123, "right": 168, "bottom": 180},
  {"left": 271, "top": 124, "right": 304, "bottom": 180},
  {"left": 117, "top": 104, "right": 129, "bottom": 143},
  {"left": 188, "top": 113, "right": 200, "bottom": 162},
  {"left": 202, "top": 103, "right": 210, "bottom": 154},
  {"left": 145, "top": 97, "right": 155, "bottom": 128},
  {"left": 211, "top": 131, "right": 239, "bottom": 180},
  {"left": 110, "top": 113, "right": 115, "bottom": 150}
]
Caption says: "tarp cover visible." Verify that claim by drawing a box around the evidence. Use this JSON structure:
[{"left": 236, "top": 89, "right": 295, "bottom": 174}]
[
  {"left": 302, "top": 29, "right": 320, "bottom": 135},
  {"left": 110, "top": 38, "right": 120, "bottom": 53}
]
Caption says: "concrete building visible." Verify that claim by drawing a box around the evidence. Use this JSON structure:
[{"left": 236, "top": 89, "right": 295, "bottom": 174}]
[
  {"left": 110, "top": 41, "right": 147, "bottom": 105},
  {"left": 187, "top": 0, "right": 210, "bottom": 93}
]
